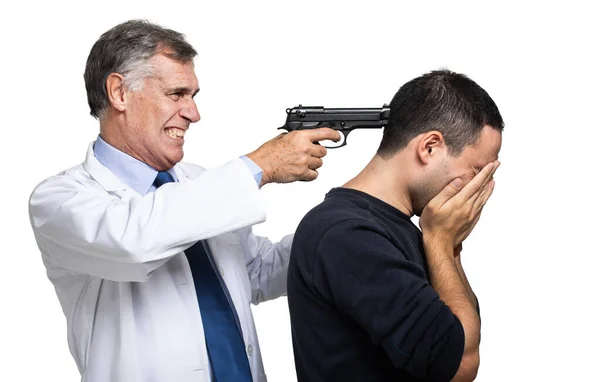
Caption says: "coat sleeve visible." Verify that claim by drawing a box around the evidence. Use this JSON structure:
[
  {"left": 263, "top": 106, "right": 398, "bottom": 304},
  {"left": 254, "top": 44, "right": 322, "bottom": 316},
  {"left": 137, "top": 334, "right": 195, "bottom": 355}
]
[
  {"left": 29, "top": 159, "right": 266, "bottom": 282},
  {"left": 235, "top": 226, "right": 293, "bottom": 304}
]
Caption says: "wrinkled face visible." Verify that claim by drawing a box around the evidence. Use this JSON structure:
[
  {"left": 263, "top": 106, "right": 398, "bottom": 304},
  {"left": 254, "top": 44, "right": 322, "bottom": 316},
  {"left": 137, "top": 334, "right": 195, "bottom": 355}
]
[
  {"left": 123, "top": 53, "right": 200, "bottom": 170},
  {"left": 413, "top": 125, "right": 502, "bottom": 215}
]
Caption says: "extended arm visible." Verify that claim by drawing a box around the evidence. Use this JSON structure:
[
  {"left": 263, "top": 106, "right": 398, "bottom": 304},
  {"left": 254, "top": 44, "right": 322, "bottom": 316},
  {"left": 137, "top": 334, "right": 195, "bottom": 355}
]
[{"left": 29, "top": 159, "right": 265, "bottom": 282}]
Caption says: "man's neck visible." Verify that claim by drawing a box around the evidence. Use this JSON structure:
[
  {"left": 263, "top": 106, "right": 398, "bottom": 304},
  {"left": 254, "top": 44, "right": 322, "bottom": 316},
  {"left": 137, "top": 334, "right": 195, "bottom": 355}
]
[
  {"left": 99, "top": 117, "right": 146, "bottom": 165},
  {"left": 342, "top": 154, "right": 414, "bottom": 216}
]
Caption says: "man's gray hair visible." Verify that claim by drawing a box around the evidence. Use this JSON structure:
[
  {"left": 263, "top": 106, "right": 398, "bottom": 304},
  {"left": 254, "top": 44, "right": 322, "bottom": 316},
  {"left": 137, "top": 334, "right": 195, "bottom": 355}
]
[{"left": 84, "top": 19, "right": 197, "bottom": 119}]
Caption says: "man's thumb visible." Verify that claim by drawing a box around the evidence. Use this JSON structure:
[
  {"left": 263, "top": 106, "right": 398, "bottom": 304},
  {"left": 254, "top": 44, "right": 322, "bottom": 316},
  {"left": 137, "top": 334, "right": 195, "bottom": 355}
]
[
  {"left": 427, "top": 178, "right": 463, "bottom": 210},
  {"left": 451, "top": 178, "right": 463, "bottom": 189},
  {"left": 440, "top": 178, "right": 463, "bottom": 203}
]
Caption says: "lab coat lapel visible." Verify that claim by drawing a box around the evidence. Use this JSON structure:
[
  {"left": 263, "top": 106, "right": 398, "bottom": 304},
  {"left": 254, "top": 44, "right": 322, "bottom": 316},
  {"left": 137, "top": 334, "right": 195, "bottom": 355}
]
[{"left": 82, "top": 142, "right": 130, "bottom": 192}]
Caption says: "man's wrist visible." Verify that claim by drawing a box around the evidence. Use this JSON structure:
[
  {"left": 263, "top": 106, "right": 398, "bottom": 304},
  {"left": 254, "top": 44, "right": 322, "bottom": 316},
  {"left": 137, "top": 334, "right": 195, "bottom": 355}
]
[
  {"left": 422, "top": 234, "right": 454, "bottom": 260},
  {"left": 239, "top": 155, "right": 264, "bottom": 188},
  {"left": 245, "top": 151, "right": 273, "bottom": 188}
]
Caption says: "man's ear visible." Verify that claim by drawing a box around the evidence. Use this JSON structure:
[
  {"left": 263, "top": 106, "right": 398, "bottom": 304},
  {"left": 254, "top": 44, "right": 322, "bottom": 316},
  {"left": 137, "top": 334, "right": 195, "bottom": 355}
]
[
  {"left": 106, "top": 73, "right": 127, "bottom": 112},
  {"left": 416, "top": 131, "right": 445, "bottom": 165}
]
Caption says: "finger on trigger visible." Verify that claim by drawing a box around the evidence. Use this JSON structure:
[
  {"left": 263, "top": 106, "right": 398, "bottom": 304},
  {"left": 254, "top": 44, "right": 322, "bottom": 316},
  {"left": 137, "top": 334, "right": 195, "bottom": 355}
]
[
  {"left": 332, "top": 129, "right": 342, "bottom": 142},
  {"left": 310, "top": 128, "right": 341, "bottom": 142}
]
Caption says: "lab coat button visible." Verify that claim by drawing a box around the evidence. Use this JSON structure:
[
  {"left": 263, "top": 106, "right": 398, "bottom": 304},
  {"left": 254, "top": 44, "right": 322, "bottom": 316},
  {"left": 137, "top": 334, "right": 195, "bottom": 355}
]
[
  {"left": 247, "top": 344, "right": 253, "bottom": 357},
  {"left": 220, "top": 267, "right": 225, "bottom": 277}
]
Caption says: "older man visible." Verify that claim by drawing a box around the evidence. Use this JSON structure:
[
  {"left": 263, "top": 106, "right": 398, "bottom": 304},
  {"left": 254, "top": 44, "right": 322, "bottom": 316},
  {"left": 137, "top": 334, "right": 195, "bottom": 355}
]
[{"left": 28, "top": 20, "right": 339, "bottom": 382}]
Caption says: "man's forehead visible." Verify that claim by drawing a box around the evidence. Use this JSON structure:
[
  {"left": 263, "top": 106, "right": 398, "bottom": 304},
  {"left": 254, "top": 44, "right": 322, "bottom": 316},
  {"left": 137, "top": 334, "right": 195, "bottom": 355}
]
[
  {"left": 458, "top": 128, "right": 501, "bottom": 166},
  {"left": 151, "top": 54, "right": 198, "bottom": 82},
  {"left": 473, "top": 129, "right": 502, "bottom": 165}
]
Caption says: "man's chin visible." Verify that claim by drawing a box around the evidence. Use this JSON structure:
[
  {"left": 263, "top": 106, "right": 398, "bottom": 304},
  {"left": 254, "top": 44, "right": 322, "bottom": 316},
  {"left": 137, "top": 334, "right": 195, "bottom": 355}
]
[
  {"left": 158, "top": 151, "right": 184, "bottom": 170},
  {"left": 168, "top": 154, "right": 184, "bottom": 168}
]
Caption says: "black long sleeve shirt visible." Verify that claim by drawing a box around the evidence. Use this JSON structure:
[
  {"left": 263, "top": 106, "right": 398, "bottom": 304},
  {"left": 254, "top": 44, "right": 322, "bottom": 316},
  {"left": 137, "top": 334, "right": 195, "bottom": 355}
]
[{"left": 288, "top": 188, "right": 465, "bottom": 381}]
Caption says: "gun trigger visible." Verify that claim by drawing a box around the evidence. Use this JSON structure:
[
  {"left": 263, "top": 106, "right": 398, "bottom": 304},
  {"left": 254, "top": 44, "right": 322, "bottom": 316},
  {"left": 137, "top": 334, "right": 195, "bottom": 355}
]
[{"left": 324, "top": 140, "right": 347, "bottom": 149}]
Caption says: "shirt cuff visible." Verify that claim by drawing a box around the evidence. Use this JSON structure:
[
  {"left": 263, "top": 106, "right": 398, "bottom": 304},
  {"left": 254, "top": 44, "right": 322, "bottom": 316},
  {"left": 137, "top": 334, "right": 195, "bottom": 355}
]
[{"left": 239, "top": 156, "right": 263, "bottom": 187}]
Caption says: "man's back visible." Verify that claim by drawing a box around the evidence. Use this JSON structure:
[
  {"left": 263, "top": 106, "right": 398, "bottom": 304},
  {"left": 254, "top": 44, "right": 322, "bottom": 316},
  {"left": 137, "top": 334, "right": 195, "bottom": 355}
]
[{"left": 288, "top": 188, "right": 465, "bottom": 381}]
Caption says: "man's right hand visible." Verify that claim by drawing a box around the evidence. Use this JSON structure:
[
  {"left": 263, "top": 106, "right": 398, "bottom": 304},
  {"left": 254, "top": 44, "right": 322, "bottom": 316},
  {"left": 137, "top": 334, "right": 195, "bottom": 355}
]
[
  {"left": 246, "top": 128, "right": 341, "bottom": 188},
  {"left": 419, "top": 161, "right": 500, "bottom": 253}
]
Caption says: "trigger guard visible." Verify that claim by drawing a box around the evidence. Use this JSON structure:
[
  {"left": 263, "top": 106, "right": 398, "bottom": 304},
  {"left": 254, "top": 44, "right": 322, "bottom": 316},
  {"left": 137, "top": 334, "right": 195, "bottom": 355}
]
[{"left": 322, "top": 130, "right": 348, "bottom": 148}]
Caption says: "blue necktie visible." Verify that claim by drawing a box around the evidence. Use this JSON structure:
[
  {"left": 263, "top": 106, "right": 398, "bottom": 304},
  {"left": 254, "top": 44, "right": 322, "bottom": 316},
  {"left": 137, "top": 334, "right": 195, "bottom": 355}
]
[{"left": 154, "top": 171, "right": 253, "bottom": 381}]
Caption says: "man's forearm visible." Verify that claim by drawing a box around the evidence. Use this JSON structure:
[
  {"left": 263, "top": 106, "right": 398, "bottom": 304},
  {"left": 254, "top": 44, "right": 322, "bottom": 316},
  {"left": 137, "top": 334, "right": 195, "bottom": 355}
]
[
  {"left": 424, "top": 239, "right": 481, "bottom": 381},
  {"left": 425, "top": 243, "right": 480, "bottom": 348},
  {"left": 455, "top": 254, "right": 478, "bottom": 310}
]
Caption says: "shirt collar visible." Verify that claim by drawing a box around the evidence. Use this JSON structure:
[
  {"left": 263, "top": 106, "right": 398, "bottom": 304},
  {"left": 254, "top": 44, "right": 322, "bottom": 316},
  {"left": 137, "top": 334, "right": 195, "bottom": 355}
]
[{"left": 93, "top": 135, "right": 177, "bottom": 195}]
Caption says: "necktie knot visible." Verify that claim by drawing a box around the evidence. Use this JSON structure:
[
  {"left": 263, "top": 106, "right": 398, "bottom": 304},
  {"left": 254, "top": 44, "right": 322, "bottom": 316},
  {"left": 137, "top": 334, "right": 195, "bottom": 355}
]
[{"left": 154, "top": 171, "right": 174, "bottom": 188}]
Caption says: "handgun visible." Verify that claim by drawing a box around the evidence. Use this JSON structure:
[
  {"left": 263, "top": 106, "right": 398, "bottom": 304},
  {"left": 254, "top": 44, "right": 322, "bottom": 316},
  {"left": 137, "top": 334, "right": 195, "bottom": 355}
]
[{"left": 278, "top": 104, "right": 390, "bottom": 148}]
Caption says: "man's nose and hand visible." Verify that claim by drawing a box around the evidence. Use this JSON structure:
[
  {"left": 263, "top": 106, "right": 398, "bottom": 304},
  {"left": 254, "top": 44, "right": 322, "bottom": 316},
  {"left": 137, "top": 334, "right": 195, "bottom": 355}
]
[
  {"left": 420, "top": 161, "right": 501, "bottom": 254},
  {"left": 247, "top": 128, "right": 341, "bottom": 188}
]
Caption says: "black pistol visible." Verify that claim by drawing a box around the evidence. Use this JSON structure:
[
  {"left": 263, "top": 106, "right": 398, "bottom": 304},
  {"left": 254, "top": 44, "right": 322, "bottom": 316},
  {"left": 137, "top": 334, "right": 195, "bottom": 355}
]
[{"left": 278, "top": 105, "right": 390, "bottom": 148}]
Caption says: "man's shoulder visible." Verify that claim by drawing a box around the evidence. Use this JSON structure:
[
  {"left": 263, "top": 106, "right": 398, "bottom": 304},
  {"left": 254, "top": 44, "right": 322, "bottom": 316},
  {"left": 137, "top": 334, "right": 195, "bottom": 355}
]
[
  {"left": 295, "top": 188, "right": 384, "bottom": 249},
  {"left": 294, "top": 188, "right": 420, "bottom": 256},
  {"left": 29, "top": 163, "right": 103, "bottom": 218},
  {"left": 32, "top": 163, "right": 91, "bottom": 193},
  {"left": 302, "top": 189, "right": 372, "bottom": 225}
]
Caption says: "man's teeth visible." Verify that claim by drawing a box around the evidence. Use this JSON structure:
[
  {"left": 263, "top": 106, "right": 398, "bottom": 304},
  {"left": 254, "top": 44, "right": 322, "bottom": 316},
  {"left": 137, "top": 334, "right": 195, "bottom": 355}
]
[{"left": 166, "top": 128, "right": 185, "bottom": 138}]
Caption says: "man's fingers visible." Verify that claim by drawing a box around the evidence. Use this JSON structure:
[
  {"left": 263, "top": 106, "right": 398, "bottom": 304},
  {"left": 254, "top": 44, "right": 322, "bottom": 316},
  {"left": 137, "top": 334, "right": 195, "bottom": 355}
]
[
  {"left": 428, "top": 177, "right": 465, "bottom": 210},
  {"left": 303, "top": 169, "right": 319, "bottom": 182},
  {"left": 303, "top": 128, "right": 342, "bottom": 142},
  {"left": 465, "top": 210, "right": 482, "bottom": 238},
  {"left": 308, "top": 157, "right": 324, "bottom": 170},
  {"left": 474, "top": 179, "right": 495, "bottom": 213},
  {"left": 307, "top": 143, "right": 328, "bottom": 158},
  {"left": 476, "top": 162, "right": 499, "bottom": 196},
  {"left": 469, "top": 164, "right": 498, "bottom": 207},
  {"left": 458, "top": 161, "right": 500, "bottom": 202}
]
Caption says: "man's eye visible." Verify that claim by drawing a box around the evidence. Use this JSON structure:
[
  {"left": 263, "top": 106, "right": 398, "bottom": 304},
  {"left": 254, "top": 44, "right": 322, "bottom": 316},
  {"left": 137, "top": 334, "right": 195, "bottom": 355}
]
[{"left": 169, "top": 93, "right": 183, "bottom": 101}]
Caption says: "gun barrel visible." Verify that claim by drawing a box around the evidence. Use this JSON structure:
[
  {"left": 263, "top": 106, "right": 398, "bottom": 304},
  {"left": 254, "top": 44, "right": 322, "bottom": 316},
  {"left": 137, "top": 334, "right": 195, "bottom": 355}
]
[{"left": 286, "top": 105, "right": 389, "bottom": 122}]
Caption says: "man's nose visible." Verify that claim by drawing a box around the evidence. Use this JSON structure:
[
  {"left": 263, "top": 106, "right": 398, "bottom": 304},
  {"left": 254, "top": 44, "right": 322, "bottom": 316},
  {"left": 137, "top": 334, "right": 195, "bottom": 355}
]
[{"left": 181, "top": 98, "right": 201, "bottom": 123}]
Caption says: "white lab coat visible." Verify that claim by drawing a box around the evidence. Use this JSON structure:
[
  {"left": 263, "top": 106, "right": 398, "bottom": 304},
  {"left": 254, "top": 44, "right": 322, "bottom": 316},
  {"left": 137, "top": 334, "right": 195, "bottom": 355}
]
[{"left": 29, "top": 143, "right": 293, "bottom": 382}]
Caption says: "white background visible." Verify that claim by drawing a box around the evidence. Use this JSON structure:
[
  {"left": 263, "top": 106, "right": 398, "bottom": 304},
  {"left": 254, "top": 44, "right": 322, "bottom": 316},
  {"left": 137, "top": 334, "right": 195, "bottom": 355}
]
[{"left": 1, "top": 1, "right": 598, "bottom": 381}]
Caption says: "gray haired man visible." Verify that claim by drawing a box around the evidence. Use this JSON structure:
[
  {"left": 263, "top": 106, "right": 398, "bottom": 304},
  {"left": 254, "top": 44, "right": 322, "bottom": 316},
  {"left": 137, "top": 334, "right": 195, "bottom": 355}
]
[{"left": 29, "top": 19, "right": 339, "bottom": 382}]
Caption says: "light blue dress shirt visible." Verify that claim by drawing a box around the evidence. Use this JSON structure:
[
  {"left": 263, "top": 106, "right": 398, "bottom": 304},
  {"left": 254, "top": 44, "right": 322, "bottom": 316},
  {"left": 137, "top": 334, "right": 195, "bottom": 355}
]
[
  {"left": 92, "top": 135, "right": 262, "bottom": 380},
  {"left": 239, "top": 156, "right": 263, "bottom": 186},
  {"left": 93, "top": 135, "right": 262, "bottom": 192}
]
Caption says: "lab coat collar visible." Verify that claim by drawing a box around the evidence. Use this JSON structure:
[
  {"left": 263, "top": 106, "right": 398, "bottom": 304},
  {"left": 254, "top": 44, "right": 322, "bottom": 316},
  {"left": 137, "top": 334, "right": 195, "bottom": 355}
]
[
  {"left": 83, "top": 142, "right": 128, "bottom": 192},
  {"left": 82, "top": 142, "right": 195, "bottom": 193}
]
